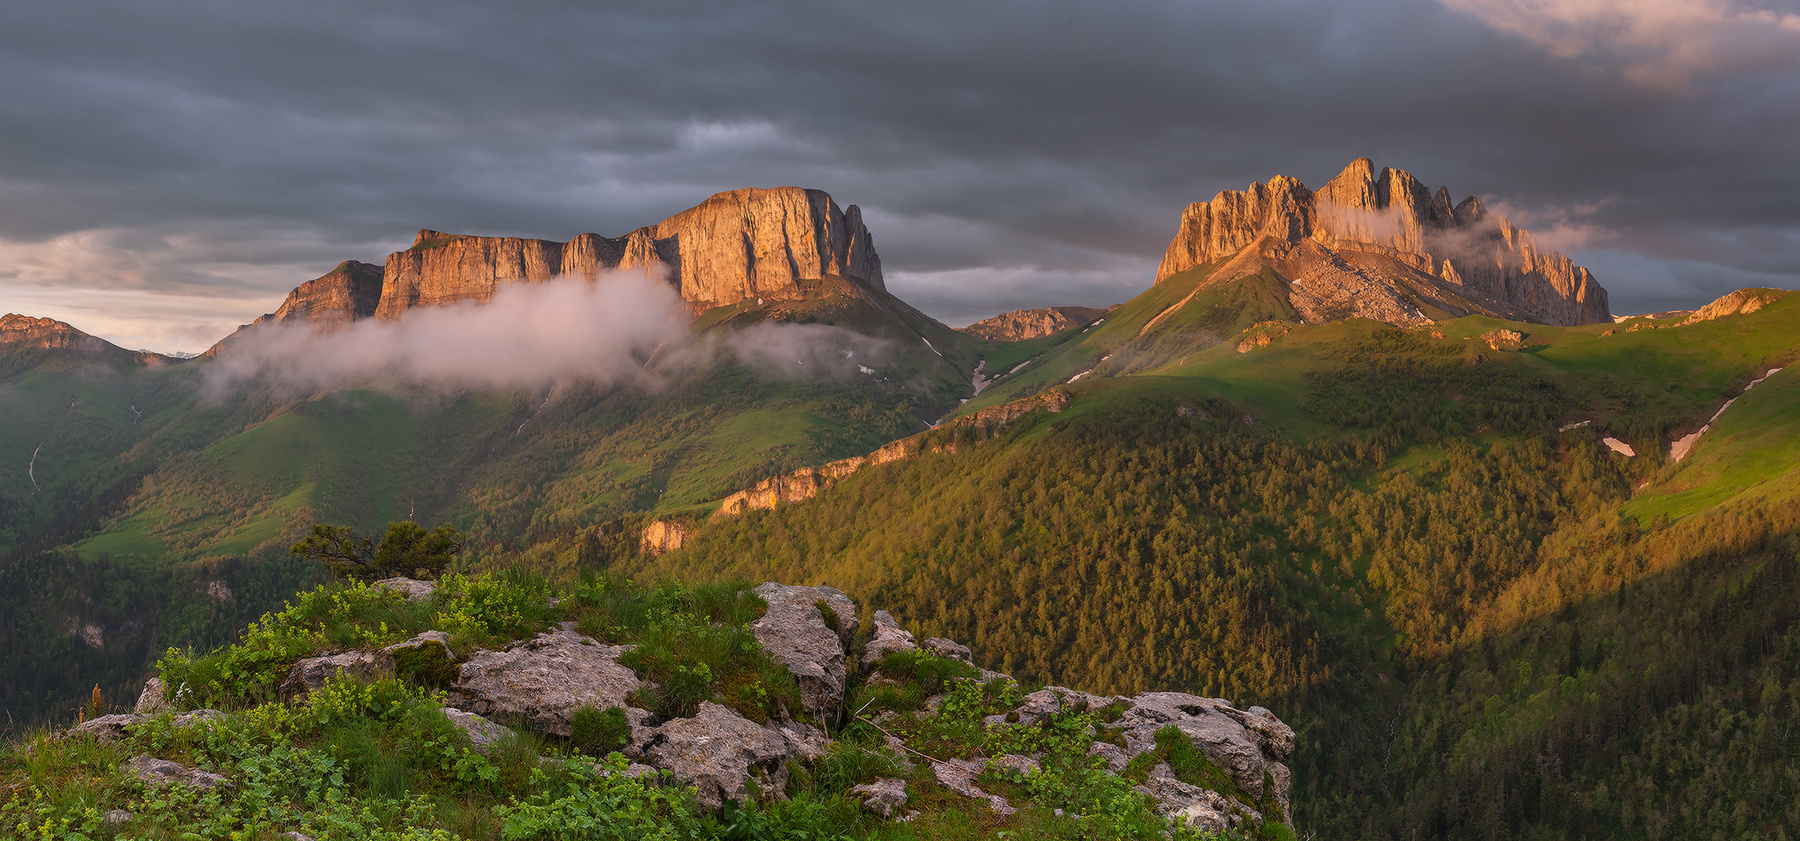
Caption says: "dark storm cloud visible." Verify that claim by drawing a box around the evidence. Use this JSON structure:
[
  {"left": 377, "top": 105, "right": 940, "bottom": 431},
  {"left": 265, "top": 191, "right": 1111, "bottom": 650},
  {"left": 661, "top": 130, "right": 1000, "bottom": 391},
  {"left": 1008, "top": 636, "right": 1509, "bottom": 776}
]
[{"left": 1, "top": 0, "right": 1796, "bottom": 351}]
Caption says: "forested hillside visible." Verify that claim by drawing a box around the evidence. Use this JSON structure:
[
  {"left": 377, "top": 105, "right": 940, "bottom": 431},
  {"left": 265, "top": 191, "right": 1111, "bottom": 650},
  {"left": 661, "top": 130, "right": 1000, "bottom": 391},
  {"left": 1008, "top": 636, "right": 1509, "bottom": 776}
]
[{"left": 613, "top": 298, "right": 1800, "bottom": 839}]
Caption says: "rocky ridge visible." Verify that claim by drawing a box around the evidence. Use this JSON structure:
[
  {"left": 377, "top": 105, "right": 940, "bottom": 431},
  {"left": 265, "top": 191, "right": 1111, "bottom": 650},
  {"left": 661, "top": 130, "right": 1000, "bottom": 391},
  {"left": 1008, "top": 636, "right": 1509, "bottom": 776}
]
[
  {"left": 0, "top": 314, "right": 172, "bottom": 366},
  {"left": 90, "top": 580, "right": 1295, "bottom": 831},
  {"left": 211, "top": 187, "right": 883, "bottom": 350},
  {"left": 957, "top": 306, "right": 1112, "bottom": 342},
  {"left": 1156, "top": 158, "right": 1611, "bottom": 326}
]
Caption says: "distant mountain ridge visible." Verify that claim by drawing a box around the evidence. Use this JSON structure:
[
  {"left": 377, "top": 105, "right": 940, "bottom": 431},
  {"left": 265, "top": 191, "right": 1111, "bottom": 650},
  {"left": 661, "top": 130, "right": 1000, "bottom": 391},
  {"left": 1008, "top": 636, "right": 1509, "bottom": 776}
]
[
  {"left": 1157, "top": 158, "right": 1610, "bottom": 326},
  {"left": 0, "top": 314, "right": 175, "bottom": 368},
  {"left": 957, "top": 306, "right": 1111, "bottom": 341}
]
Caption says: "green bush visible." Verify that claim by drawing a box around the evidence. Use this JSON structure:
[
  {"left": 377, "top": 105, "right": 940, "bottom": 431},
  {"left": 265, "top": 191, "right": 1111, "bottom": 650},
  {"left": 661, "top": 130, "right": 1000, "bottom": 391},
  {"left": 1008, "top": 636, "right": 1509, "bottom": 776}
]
[{"left": 568, "top": 706, "right": 630, "bottom": 757}]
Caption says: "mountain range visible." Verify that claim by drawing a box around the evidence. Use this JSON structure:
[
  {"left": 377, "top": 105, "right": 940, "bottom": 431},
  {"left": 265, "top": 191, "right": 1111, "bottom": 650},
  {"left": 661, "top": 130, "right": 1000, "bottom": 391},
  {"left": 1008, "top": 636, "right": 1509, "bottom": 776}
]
[{"left": 4, "top": 160, "right": 1797, "bottom": 839}]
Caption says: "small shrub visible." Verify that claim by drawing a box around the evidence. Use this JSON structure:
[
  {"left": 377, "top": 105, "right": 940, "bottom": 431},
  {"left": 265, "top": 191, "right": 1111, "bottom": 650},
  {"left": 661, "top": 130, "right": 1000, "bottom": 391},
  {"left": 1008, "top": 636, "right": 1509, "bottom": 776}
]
[{"left": 568, "top": 706, "right": 629, "bottom": 757}]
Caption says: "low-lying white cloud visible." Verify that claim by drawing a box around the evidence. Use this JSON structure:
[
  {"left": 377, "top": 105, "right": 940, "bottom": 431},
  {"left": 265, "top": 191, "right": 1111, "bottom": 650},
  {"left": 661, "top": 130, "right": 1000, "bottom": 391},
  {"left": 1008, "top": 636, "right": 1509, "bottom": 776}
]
[{"left": 206, "top": 271, "right": 688, "bottom": 396}]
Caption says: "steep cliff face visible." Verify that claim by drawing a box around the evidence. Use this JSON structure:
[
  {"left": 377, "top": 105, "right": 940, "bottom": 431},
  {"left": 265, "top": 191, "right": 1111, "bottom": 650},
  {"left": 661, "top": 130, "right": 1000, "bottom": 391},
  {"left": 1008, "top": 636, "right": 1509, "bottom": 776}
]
[
  {"left": 265, "top": 261, "right": 384, "bottom": 329},
  {"left": 205, "top": 261, "right": 384, "bottom": 355},
  {"left": 1156, "top": 159, "right": 1611, "bottom": 326},
  {"left": 375, "top": 186, "right": 882, "bottom": 318},
  {"left": 958, "top": 306, "right": 1111, "bottom": 341}
]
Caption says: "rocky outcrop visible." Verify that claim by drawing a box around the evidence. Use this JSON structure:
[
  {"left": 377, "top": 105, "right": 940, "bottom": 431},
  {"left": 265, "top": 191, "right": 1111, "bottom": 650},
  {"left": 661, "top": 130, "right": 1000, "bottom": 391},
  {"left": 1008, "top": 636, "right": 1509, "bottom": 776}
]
[
  {"left": 851, "top": 777, "right": 909, "bottom": 817},
  {"left": 640, "top": 520, "right": 694, "bottom": 556},
  {"left": 1111, "top": 693, "right": 1296, "bottom": 821},
  {"left": 448, "top": 628, "right": 647, "bottom": 738},
  {"left": 373, "top": 577, "right": 438, "bottom": 603},
  {"left": 443, "top": 708, "right": 512, "bottom": 751},
  {"left": 0, "top": 314, "right": 171, "bottom": 365},
  {"left": 1681, "top": 288, "right": 1789, "bottom": 325},
  {"left": 204, "top": 261, "right": 384, "bottom": 356},
  {"left": 958, "top": 306, "right": 1110, "bottom": 341},
  {"left": 862, "top": 610, "right": 919, "bottom": 669},
  {"left": 374, "top": 187, "right": 881, "bottom": 319},
  {"left": 709, "top": 389, "right": 1070, "bottom": 522},
  {"left": 1156, "top": 159, "right": 1611, "bottom": 326},
  {"left": 637, "top": 701, "right": 796, "bottom": 811},
  {"left": 127, "top": 755, "right": 228, "bottom": 789},
  {"left": 69, "top": 709, "right": 224, "bottom": 744},
  {"left": 258, "top": 261, "right": 384, "bottom": 330},
  {"left": 280, "top": 651, "right": 394, "bottom": 702},
  {"left": 750, "top": 584, "right": 858, "bottom": 721}
]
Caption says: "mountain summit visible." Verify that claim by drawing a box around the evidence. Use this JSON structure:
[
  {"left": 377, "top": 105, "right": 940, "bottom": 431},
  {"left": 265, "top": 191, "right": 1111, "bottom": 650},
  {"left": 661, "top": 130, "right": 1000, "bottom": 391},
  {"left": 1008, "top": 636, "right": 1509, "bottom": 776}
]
[
  {"left": 240, "top": 187, "right": 880, "bottom": 340},
  {"left": 1156, "top": 159, "right": 1610, "bottom": 326}
]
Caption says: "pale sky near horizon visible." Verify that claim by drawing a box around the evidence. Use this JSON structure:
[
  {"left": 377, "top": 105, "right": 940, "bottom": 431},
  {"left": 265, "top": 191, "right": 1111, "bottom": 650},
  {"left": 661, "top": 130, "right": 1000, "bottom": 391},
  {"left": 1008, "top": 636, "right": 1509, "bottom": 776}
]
[{"left": 2, "top": 0, "right": 1798, "bottom": 354}]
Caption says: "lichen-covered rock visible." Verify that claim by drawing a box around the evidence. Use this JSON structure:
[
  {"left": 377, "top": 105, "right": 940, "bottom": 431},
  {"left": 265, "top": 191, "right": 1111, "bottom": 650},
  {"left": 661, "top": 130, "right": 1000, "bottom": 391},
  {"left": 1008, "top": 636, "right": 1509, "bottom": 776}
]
[
  {"left": 449, "top": 628, "right": 645, "bottom": 738},
  {"left": 851, "top": 777, "right": 909, "bottom": 817},
  {"left": 637, "top": 702, "right": 794, "bottom": 811},
  {"left": 280, "top": 650, "right": 395, "bottom": 701},
  {"left": 1001, "top": 686, "right": 1120, "bottom": 727},
  {"left": 373, "top": 577, "right": 437, "bottom": 602},
  {"left": 134, "top": 677, "right": 170, "bottom": 714},
  {"left": 443, "top": 708, "right": 512, "bottom": 751},
  {"left": 921, "top": 637, "right": 972, "bottom": 663},
  {"left": 751, "top": 583, "right": 858, "bottom": 720},
  {"left": 127, "top": 755, "right": 227, "bottom": 789},
  {"left": 931, "top": 757, "right": 1015, "bottom": 816},
  {"left": 861, "top": 610, "right": 918, "bottom": 671},
  {"left": 69, "top": 709, "right": 223, "bottom": 744},
  {"left": 1113, "top": 692, "right": 1295, "bottom": 823},
  {"left": 1134, "top": 762, "right": 1256, "bottom": 832}
]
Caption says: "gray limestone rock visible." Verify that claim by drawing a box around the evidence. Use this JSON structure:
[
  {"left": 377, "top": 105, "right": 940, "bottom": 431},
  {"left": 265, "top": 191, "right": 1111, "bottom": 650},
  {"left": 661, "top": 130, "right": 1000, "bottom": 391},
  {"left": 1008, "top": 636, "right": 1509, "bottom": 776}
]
[
  {"left": 449, "top": 628, "right": 646, "bottom": 738},
  {"left": 373, "top": 577, "right": 437, "bottom": 602},
  {"left": 921, "top": 637, "right": 972, "bottom": 663},
  {"left": 931, "top": 757, "right": 1014, "bottom": 816},
  {"left": 1112, "top": 692, "right": 1294, "bottom": 824},
  {"left": 638, "top": 702, "right": 794, "bottom": 811},
  {"left": 1134, "top": 762, "right": 1254, "bottom": 832},
  {"left": 443, "top": 708, "right": 512, "bottom": 751},
  {"left": 751, "top": 583, "right": 859, "bottom": 720},
  {"left": 280, "top": 650, "right": 395, "bottom": 701},
  {"left": 127, "top": 755, "right": 227, "bottom": 789},
  {"left": 134, "top": 677, "right": 170, "bottom": 714},
  {"left": 851, "top": 777, "right": 909, "bottom": 818},
  {"left": 69, "top": 709, "right": 223, "bottom": 744},
  {"left": 861, "top": 610, "right": 918, "bottom": 671}
]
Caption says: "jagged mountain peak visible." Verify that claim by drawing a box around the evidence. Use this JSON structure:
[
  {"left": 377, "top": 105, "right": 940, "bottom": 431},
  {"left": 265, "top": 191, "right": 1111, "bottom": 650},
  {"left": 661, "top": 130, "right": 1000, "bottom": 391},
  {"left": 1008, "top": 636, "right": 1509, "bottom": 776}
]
[{"left": 1157, "top": 159, "right": 1610, "bottom": 326}]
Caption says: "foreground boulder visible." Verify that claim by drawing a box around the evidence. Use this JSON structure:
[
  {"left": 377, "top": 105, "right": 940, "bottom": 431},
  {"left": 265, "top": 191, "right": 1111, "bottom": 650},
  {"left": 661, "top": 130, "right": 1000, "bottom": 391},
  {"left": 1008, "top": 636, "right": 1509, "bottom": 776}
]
[
  {"left": 280, "top": 650, "right": 394, "bottom": 701},
  {"left": 127, "top": 755, "right": 227, "bottom": 789},
  {"left": 750, "top": 583, "right": 858, "bottom": 721},
  {"left": 448, "top": 627, "right": 648, "bottom": 737},
  {"left": 635, "top": 702, "right": 794, "bottom": 811},
  {"left": 1110, "top": 692, "right": 1295, "bottom": 823},
  {"left": 69, "top": 709, "right": 223, "bottom": 744}
]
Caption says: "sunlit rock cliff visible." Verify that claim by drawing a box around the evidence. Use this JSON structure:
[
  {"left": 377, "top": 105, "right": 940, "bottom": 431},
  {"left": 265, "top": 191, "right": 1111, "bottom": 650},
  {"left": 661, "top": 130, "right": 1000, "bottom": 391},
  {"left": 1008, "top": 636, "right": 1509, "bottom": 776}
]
[
  {"left": 375, "top": 186, "right": 881, "bottom": 318},
  {"left": 1156, "top": 158, "right": 1610, "bottom": 326}
]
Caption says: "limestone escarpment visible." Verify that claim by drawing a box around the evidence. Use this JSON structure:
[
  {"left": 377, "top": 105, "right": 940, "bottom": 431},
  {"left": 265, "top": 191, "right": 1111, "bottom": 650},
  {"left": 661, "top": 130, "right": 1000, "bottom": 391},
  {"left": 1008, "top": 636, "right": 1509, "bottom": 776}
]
[
  {"left": 264, "top": 261, "right": 384, "bottom": 329},
  {"left": 204, "top": 261, "right": 385, "bottom": 356},
  {"left": 375, "top": 187, "right": 882, "bottom": 318},
  {"left": 957, "top": 306, "right": 1111, "bottom": 341},
  {"left": 1156, "top": 159, "right": 1611, "bottom": 326}
]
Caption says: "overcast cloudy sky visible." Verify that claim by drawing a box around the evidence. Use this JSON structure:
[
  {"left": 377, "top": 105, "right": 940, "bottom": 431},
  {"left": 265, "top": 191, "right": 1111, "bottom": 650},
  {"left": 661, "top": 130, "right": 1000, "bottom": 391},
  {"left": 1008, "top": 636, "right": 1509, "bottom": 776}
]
[{"left": 2, "top": 0, "right": 1797, "bottom": 353}]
